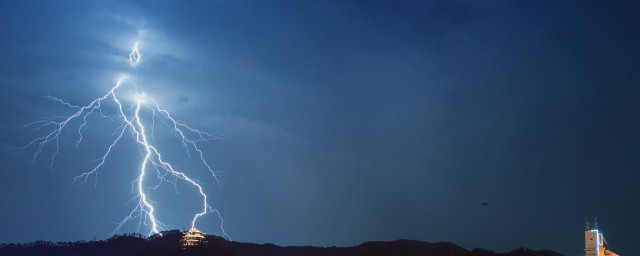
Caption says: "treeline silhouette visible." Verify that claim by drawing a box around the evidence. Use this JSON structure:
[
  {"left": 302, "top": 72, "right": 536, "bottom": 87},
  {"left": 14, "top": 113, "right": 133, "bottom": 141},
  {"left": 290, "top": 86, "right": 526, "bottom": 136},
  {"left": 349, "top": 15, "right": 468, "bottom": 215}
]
[{"left": 0, "top": 230, "right": 564, "bottom": 256}]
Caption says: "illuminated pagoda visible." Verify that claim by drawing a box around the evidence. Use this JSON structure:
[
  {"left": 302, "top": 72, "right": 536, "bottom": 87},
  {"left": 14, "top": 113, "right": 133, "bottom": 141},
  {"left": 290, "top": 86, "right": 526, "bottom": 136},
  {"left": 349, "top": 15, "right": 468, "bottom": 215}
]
[
  {"left": 584, "top": 221, "right": 620, "bottom": 256},
  {"left": 180, "top": 228, "right": 208, "bottom": 248}
]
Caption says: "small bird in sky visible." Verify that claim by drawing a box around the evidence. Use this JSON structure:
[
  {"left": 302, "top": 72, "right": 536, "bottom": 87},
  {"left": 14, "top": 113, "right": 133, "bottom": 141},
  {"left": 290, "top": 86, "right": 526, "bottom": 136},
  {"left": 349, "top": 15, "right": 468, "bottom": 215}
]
[{"left": 480, "top": 202, "right": 490, "bottom": 207}]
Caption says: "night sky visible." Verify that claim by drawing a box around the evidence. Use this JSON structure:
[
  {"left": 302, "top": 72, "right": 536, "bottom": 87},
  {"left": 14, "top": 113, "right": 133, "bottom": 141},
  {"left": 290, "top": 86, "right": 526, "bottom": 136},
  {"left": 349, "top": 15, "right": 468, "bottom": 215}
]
[{"left": 0, "top": 1, "right": 639, "bottom": 256}]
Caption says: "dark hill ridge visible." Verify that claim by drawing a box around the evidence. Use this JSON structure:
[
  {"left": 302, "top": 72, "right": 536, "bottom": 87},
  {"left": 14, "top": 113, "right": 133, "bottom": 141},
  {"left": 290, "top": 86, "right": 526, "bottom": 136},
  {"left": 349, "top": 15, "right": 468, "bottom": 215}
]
[{"left": 0, "top": 230, "right": 563, "bottom": 256}]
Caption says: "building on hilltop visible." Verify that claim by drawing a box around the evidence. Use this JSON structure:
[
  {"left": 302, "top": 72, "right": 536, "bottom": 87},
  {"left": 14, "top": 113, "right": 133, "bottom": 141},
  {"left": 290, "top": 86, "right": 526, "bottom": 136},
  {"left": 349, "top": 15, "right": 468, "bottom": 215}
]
[{"left": 180, "top": 228, "right": 208, "bottom": 248}]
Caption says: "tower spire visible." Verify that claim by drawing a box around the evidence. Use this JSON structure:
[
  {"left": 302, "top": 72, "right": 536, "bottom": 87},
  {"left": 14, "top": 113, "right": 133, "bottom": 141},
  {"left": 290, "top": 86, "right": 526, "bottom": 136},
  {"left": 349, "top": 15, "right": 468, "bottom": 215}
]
[{"left": 585, "top": 218, "right": 590, "bottom": 231}]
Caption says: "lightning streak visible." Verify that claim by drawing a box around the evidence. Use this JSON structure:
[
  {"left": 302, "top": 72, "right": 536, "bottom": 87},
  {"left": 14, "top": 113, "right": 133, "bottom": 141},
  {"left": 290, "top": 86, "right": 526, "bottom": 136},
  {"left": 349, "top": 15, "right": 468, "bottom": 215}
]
[{"left": 21, "top": 42, "right": 230, "bottom": 239}]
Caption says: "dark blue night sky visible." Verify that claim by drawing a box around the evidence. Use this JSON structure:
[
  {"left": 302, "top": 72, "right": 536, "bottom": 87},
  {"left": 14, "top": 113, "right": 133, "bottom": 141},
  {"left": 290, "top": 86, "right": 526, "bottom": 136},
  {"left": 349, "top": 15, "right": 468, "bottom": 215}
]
[{"left": 1, "top": 1, "right": 639, "bottom": 255}]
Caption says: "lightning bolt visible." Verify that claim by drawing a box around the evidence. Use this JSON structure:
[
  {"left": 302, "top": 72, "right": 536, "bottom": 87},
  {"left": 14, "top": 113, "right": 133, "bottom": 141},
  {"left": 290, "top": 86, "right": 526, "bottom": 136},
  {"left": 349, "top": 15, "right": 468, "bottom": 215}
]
[{"left": 20, "top": 42, "right": 230, "bottom": 239}]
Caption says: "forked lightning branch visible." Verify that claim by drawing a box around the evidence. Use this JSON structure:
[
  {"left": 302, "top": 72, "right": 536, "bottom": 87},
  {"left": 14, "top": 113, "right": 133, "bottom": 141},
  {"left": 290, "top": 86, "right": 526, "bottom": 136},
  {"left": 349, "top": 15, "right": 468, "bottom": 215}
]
[{"left": 19, "top": 42, "right": 230, "bottom": 240}]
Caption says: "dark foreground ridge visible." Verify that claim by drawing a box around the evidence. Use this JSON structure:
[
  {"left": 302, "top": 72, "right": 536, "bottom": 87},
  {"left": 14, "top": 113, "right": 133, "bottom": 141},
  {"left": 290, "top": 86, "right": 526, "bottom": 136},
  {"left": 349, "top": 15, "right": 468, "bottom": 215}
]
[{"left": 0, "top": 230, "right": 563, "bottom": 256}]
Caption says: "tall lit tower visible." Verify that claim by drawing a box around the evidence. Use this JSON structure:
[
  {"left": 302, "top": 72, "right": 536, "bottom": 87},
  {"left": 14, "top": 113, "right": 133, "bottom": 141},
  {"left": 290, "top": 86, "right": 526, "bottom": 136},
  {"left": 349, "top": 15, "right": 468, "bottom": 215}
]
[
  {"left": 584, "top": 222, "right": 620, "bottom": 256},
  {"left": 584, "top": 229, "right": 605, "bottom": 256}
]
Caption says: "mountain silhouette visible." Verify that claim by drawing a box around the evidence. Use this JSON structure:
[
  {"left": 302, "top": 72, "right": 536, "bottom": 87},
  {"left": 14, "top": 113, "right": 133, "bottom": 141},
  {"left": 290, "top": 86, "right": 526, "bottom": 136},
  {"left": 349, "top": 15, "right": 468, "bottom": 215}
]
[{"left": 0, "top": 230, "right": 564, "bottom": 256}]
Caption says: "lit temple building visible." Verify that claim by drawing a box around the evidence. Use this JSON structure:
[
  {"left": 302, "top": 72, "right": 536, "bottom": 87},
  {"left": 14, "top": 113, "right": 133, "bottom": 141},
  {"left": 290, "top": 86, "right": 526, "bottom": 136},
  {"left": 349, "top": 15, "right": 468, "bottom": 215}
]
[
  {"left": 180, "top": 228, "right": 208, "bottom": 248},
  {"left": 584, "top": 222, "right": 619, "bottom": 256}
]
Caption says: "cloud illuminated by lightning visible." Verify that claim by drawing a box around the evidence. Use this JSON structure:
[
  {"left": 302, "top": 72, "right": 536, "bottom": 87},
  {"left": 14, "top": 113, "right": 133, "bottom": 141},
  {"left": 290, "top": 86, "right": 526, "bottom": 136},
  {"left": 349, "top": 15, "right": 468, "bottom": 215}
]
[{"left": 20, "top": 41, "right": 230, "bottom": 239}]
